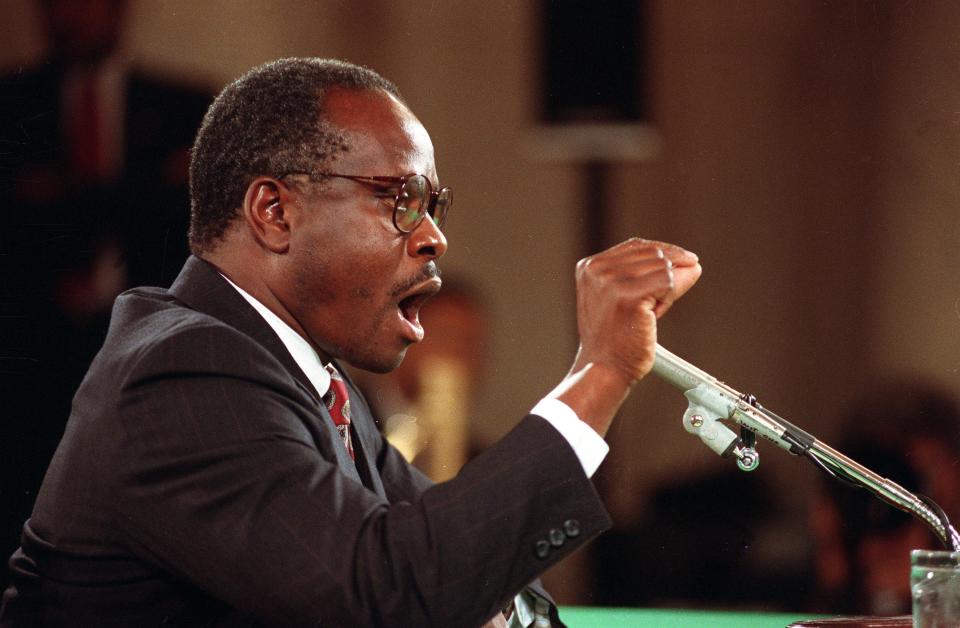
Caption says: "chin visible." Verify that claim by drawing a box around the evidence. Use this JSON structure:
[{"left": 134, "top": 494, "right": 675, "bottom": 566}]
[{"left": 348, "top": 346, "right": 409, "bottom": 374}]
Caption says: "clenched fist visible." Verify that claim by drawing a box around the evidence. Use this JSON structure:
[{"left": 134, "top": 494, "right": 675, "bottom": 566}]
[
  {"left": 574, "top": 238, "right": 700, "bottom": 383},
  {"left": 551, "top": 238, "right": 701, "bottom": 437}
]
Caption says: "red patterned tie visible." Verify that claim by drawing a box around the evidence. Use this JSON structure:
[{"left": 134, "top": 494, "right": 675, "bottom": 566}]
[{"left": 324, "top": 364, "right": 355, "bottom": 460}]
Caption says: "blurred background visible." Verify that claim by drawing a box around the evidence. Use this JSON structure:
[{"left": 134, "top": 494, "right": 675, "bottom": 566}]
[{"left": 2, "top": 0, "right": 960, "bottom": 617}]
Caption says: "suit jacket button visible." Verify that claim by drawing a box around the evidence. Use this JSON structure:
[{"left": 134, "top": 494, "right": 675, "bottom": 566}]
[
  {"left": 534, "top": 539, "right": 551, "bottom": 559},
  {"left": 548, "top": 528, "right": 565, "bottom": 547},
  {"left": 563, "top": 519, "right": 581, "bottom": 538}
]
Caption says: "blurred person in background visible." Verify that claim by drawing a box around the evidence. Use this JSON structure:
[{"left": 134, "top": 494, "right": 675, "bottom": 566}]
[
  {"left": 0, "top": 0, "right": 209, "bottom": 569},
  {"left": 351, "top": 280, "right": 489, "bottom": 481},
  {"left": 807, "top": 382, "right": 960, "bottom": 615}
]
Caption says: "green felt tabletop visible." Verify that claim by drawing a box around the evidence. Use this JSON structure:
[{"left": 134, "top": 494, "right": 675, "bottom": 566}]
[{"left": 558, "top": 606, "right": 828, "bottom": 627}]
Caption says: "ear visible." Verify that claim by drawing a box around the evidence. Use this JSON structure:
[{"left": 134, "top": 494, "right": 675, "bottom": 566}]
[{"left": 242, "top": 177, "right": 291, "bottom": 254}]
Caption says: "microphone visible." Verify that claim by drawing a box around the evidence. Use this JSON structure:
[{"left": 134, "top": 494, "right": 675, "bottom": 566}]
[
  {"left": 650, "top": 343, "right": 960, "bottom": 551},
  {"left": 651, "top": 344, "right": 814, "bottom": 471}
]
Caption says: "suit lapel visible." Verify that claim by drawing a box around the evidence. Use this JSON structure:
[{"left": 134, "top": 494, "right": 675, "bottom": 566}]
[
  {"left": 169, "top": 256, "right": 319, "bottom": 403},
  {"left": 169, "top": 256, "right": 368, "bottom": 487}
]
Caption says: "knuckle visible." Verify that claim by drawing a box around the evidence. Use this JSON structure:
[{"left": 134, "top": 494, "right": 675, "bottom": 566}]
[
  {"left": 575, "top": 257, "right": 592, "bottom": 278},
  {"left": 626, "top": 239, "right": 662, "bottom": 260}
]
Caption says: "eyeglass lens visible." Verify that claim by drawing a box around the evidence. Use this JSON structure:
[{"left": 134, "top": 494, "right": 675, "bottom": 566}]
[
  {"left": 394, "top": 175, "right": 452, "bottom": 232},
  {"left": 395, "top": 176, "right": 427, "bottom": 232}
]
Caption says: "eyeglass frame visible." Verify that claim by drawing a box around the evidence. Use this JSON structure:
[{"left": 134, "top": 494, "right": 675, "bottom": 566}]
[{"left": 278, "top": 171, "right": 451, "bottom": 234}]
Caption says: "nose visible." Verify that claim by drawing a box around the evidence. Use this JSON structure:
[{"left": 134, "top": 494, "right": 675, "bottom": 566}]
[{"left": 406, "top": 214, "right": 448, "bottom": 260}]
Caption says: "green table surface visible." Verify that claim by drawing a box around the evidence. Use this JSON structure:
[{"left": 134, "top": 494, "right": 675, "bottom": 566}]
[{"left": 558, "top": 606, "right": 828, "bottom": 627}]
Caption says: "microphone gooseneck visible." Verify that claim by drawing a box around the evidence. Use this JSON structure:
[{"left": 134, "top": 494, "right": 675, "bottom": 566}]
[{"left": 651, "top": 344, "right": 960, "bottom": 552}]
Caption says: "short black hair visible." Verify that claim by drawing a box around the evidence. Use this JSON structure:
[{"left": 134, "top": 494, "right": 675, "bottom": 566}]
[{"left": 188, "top": 58, "right": 401, "bottom": 254}]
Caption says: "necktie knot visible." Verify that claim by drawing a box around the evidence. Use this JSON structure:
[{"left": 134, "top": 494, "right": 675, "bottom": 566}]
[{"left": 324, "top": 364, "right": 354, "bottom": 460}]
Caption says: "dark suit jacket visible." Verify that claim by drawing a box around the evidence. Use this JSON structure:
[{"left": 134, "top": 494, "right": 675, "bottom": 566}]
[{"left": 0, "top": 256, "right": 611, "bottom": 627}]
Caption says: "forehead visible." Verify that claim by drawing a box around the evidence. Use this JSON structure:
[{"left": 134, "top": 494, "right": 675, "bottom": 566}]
[{"left": 321, "top": 88, "right": 435, "bottom": 176}]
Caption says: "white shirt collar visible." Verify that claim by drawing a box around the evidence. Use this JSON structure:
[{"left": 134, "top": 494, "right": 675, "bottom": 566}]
[{"left": 219, "top": 273, "right": 331, "bottom": 397}]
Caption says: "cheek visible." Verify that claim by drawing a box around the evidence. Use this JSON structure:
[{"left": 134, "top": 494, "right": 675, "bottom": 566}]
[
  {"left": 290, "top": 247, "right": 336, "bottom": 306},
  {"left": 288, "top": 234, "right": 404, "bottom": 318},
  {"left": 287, "top": 210, "right": 409, "bottom": 315}
]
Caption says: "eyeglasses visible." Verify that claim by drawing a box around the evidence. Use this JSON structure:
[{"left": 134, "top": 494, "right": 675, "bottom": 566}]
[{"left": 280, "top": 172, "right": 451, "bottom": 234}]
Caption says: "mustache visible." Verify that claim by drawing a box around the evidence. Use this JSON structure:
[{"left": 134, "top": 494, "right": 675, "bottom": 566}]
[{"left": 391, "top": 262, "right": 441, "bottom": 297}]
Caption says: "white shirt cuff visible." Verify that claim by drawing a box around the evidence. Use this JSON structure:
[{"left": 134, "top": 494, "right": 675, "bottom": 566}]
[{"left": 530, "top": 397, "right": 609, "bottom": 477}]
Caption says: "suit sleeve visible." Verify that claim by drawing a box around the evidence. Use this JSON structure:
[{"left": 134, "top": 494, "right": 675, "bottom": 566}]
[
  {"left": 353, "top": 383, "right": 572, "bottom": 627},
  {"left": 112, "top": 324, "right": 611, "bottom": 628}
]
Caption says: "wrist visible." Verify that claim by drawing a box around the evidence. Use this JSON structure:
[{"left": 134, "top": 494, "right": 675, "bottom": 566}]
[{"left": 549, "top": 360, "right": 633, "bottom": 438}]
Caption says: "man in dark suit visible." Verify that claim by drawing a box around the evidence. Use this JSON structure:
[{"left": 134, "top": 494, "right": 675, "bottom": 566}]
[{"left": 0, "top": 58, "right": 701, "bottom": 626}]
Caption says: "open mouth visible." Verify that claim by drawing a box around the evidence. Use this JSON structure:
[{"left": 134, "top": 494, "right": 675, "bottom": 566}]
[
  {"left": 399, "top": 292, "right": 429, "bottom": 324},
  {"left": 396, "top": 278, "right": 442, "bottom": 341}
]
